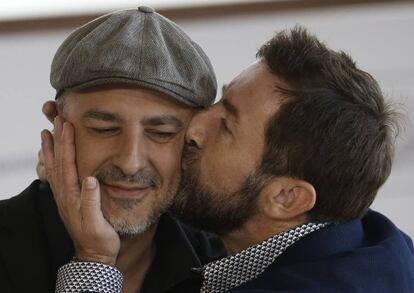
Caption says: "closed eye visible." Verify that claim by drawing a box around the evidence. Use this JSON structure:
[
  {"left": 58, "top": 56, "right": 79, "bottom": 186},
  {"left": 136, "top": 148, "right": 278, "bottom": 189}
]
[
  {"left": 149, "top": 131, "right": 176, "bottom": 138},
  {"left": 146, "top": 130, "right": 178, "bottom": 142},
  {"left": 90, "top": 127, "right": 119, "bottom": 134}
]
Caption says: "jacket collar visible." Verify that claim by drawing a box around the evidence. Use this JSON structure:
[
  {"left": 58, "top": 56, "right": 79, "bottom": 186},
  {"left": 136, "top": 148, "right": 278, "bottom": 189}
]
[{"left": 274, "top": 218, "right": 364, "bottom": 267}]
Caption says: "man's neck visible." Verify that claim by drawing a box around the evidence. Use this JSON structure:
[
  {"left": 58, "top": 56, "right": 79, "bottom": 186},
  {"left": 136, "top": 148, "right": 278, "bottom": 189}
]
[
  {"left": 221, "top": 215, "right": 307, "bottom": 256},
  {"left": 116, "top": 222, "right": 158, "bottom": 293}
]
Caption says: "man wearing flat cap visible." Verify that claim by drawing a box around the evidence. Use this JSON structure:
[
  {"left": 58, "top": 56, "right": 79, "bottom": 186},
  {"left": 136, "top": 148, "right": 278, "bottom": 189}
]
[
  {"left": 0, "top": 7, "right": 224, "bottom": 293},
  {"left": 45, "top": 25, "right": 414, "bottom": 293}
]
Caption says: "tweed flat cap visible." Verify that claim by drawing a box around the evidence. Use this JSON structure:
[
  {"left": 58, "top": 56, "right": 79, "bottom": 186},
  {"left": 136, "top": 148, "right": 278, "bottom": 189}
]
[{"left": 50, "top": 6, "right": 217, "bottom": 107}]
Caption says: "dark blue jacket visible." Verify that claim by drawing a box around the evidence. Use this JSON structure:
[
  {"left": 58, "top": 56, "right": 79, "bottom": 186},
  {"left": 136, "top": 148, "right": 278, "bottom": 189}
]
[{"left": 231, "top": 210, "right": 414, "bottom": 292}]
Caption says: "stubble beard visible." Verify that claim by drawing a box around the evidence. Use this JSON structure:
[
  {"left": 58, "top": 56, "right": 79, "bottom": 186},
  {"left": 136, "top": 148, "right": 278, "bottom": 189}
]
[
  {"left": 170, "top": 147, "right": 266, "bottom": 236},
  {"left": 102, "top": 190, "right": 175, "bottom": 238},
  {"left": 95, "top": 165, "right": 177, "bottom": 238}
]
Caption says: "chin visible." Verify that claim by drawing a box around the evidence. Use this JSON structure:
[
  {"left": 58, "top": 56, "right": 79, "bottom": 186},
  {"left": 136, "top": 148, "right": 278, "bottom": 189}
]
[
  {"left": 102, "top": 203, "right": 159, "bottom": 237},
  {"left": 110, "top": 215, "right": 157, "bottom": 238},
  {"left": 101, "top": 192, "right": 172, "bottom": 238}
]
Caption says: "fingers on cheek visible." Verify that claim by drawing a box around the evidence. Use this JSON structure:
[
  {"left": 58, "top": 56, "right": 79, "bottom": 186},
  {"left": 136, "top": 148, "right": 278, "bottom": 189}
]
[
  {"left": 54, "top": 116, "right": 63, "bottom": 138},
  {"left": 41, "top": 131, "right": 55, "bottom": 172}
]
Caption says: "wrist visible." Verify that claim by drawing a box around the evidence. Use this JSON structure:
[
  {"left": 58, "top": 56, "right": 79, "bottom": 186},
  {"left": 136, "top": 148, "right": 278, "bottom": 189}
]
[{"left": 74, "top": 252, "right": 117, "bottom": 267}]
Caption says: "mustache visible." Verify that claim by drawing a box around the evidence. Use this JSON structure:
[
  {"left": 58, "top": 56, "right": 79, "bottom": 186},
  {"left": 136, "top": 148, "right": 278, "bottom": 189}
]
[
  {"left": 95, "top": 165, "right": 161, "bottom": 188},
  {"left": 182, "top": 144, "right": 200, "bottom": 165}
]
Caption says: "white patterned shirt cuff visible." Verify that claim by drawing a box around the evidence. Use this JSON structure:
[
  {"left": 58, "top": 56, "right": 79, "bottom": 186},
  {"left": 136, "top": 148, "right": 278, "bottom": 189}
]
[{"left": 55, "top": 261, "right": 123, "bottom": 293}]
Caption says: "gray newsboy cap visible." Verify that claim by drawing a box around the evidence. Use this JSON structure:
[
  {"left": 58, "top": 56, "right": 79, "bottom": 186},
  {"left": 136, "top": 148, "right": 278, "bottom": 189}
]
[{"left": 50, "top": 6, "right": 217, "bottom": 107}]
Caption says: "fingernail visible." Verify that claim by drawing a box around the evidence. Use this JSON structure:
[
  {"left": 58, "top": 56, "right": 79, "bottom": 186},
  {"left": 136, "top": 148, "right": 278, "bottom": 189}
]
[{"left": 85, "top": 177, "right": 97, "bottom": 190}]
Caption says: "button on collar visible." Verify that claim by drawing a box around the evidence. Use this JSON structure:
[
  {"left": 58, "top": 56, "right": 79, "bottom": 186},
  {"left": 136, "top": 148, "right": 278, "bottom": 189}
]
[{"left": 138, "top": 6, "right": 155, "bottom": 13}]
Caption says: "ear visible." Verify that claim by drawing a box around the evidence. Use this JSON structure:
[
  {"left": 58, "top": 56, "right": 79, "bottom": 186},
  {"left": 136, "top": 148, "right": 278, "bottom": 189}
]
[
  {"left": 42, "top": 101, "right": 58, "bottom": 124},
  {"left": 259, "top": 177, "right": 316, "bottom": 221}
]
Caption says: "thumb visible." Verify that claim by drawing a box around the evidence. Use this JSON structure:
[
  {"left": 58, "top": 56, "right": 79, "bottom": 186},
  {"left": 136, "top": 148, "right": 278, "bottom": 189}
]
[{"left": 80, "top": 177, "right": 104, "bottom": 221}]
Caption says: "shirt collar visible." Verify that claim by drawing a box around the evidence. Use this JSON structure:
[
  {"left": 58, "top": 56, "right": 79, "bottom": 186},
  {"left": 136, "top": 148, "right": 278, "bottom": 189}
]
[{"left": 201, "top": 222, "right": 329, "bottom": 293}]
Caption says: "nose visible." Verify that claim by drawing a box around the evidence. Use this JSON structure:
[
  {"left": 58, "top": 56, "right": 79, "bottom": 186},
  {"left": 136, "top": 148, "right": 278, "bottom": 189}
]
[
  {"left": 185, "top": 108, "right": 211, "bottom": 149},
  {"left": 112, "top": 130, "right": 146, "bottom": 176}
]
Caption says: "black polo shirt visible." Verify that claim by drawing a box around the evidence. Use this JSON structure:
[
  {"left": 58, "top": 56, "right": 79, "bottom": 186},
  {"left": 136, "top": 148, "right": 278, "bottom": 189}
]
[{"left": 0, "top": 180, "right": 225, "bottom": 293}]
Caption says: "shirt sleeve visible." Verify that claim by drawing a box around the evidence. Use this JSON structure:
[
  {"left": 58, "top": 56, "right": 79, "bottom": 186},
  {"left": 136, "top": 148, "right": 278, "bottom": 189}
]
[{"left": 55, "top": 261, "right": 123, "bottom": 293}]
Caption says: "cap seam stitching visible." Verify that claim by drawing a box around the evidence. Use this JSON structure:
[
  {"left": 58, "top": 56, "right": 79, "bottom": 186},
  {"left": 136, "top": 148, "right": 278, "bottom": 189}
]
[{"left": 137, "top": 11, "right": 147, "bottom": 79}]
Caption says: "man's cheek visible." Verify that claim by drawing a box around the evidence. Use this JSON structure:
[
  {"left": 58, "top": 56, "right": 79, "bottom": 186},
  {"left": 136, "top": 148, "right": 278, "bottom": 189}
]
[
  {"left": 154, "top": 148, "right": 182, "bottom": 178},
  {"left": 74, "top": 138, "right": 107, "bottom": 178}
]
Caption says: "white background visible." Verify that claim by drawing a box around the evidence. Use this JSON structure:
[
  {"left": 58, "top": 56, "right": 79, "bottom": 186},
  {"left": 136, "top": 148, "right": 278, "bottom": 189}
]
[
  {"left": 0, "top": 2, "right": 413, "bottom": 236},
  {"left": 0, "top": 0, "right": 273, "bottom": 20}
]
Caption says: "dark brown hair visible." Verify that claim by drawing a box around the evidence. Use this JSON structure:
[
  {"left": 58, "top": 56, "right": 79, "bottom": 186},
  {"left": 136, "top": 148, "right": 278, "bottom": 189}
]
[{"left": 257, "top": 26, "right": 399, "bottom": 222}]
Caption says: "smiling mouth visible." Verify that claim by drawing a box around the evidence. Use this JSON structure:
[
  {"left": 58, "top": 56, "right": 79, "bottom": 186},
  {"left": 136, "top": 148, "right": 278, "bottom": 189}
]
[{"left": 102, "top": 182, "right": 151, "bottom": 200}]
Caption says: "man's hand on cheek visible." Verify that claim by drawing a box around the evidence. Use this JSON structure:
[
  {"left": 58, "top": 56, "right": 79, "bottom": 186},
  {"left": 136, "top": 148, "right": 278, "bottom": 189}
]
[{"left": 41, "top": 116, "right": 120, "bottom": 266}]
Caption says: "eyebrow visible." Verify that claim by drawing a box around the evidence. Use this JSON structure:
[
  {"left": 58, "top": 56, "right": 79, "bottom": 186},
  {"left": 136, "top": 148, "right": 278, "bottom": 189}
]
[
  {"left": 142, "top": 115, "right": 183, "bottom": 128},
  {"left": 222, "top": 98, "right": 239, "bottom": 120},
  {"left": 82, "top": 110, "right": 122, "bottom": 123}
]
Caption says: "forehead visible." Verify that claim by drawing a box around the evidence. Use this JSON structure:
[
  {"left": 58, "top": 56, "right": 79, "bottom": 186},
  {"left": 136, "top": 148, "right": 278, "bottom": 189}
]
[
  {"left": 64, "top": 86, "right": 192, "bottom": 119},
  {"left": 223, "top": 62, "right": 284, "bottom": 120}
]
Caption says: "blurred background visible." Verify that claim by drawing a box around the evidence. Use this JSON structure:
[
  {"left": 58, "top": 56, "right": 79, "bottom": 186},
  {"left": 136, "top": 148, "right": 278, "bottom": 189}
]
[{"left": 0, "top": 0, "right": 413, "bottom": 236}]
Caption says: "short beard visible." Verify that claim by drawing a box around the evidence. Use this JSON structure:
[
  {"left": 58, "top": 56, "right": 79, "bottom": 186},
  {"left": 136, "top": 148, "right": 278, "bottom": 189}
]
[
  {"left": 95, "top": 165, "right": 173, "bottom": 237},
  {"left": 110, "top": 195, "right": 171, "bottom": 239},
  {"left": 171, "top": 159, "right": 269, "bottom": 236}
]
